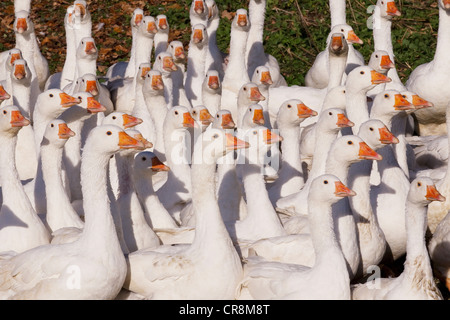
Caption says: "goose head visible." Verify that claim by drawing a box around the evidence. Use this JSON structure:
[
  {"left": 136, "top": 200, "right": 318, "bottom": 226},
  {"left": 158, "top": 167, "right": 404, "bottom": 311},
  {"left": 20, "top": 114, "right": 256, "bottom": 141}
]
[
  {"left": 238, "top": 83, "right": 266, "bottom": 109},
  {"left": 0, "top": 105, "right": 30, "bottom": 136},
  {"left": 206, "top": 0, "right": 219, "bottom": 21},
  {"left": 5, "top": 48, "right": 23, "bottom": 73},
  {"left": 65, "top": 5, "right": 75, "bottom": 27},
  {"left": 164, "top": 106, "right": 196, "bottom": 132},
  {"left": 408, "top": 177, "right": 445, "bottom": 206},
  {"left": 73, "top": 0, "right": 89, "bottom": 20},
  {"left": 329, "top": 135, "right": 382, "bottom": 164},
  {"left": 139, "top": 16, "right": 158, "bottom": 37},
  {"left": 240, "top": 126, "right": 283, "bottom": 161},
  {"left": 400, "top": 91, "right": 434, "bottom": 110},
  {"left": 11, "top": 59, "right": 31, "bottom": 85},
  {"left": 119, "top": 128, "right": 152, "bottom": 155},
  {"left": 317, "top": 108, "right": 354, "bottom": 133},
  {"left": 346, "top": 66, "right": 391, "bottom": 93},
  {"left": 193, "top": 128, "right": 249, "bottom": 164},
  {"left": 154, "top": 52, "right": 178, "bottom": 74},
  {"left": 232, "top": 8, "right": 250, "bottom": 31},
  {"left": 328, "top": 32, "right": 349, "bottom": 56},
  {"left": 329, "top": 24, "right": 363, "bottom": 45},
  {"left": 41, "top": 119, "right": 75, "bottom": 148},
  {"left": 14, "top": 10, "right": 33, "bottom": 35},
  {"left": 203, "top": 70, "right": 221, "bottom": 93},
  {"left": 368, "top": 50, "right": 395, "bottom": 73},
  {"left": 167, "top": 40, "right": 186, "bottom": 62},
  {"left": 439, "top": 0, "right": 450, "bottom": 11},
  {"left": 190, "top": 23, "right": 208, "bottom": 47},
  {"left": 0, "top": 83, "right": 11, "bottom": 101},
  {"left": 135, "top": 62, "right": 152, "bottom": 83},
  {"left": 190, "top": 0, "right": 209, "bottom": 21},
  {"left": 373, "top": 90, "right": 414, "bottom": 121},
  {"left": 67, "top": 92, "right": 107, "bottom": 116},
  {"left": 358, "top": 119, "right": 399, "bottom": 149},
  {"left": 134, "top": 151, "right": 170, "bottom": 174},
  {"left": 131, "top": 8, "right": 144, "bottom": 29},
  {"left": 156, "top": 14, "right": 169, "bottom": 33},
  {"left": 143, "top": 70, "right": 164, "bottom": 96},
  {"left": 309, "top": 174, "right": 356, "bottom": 204},
  {"left": 191, "top": 105, "right": 214, "bottom": 130},
  {"left": 75, "top": 73, "right": 99, "bottom": 96},
  {"left": 102, "top": 111, "right": 143, "bottom": 129},
  {"left": 277, "top": 99, "right": 317, "bottom": 128},
  {"left": 212, "top": 110, "right": 235, "bottom": 130},
  {"left": 76, "top": 37, "right": 98, "bottom": 60},
  {"left": 242, "top": 104, "right": 265, "bottom": 129},
  {"left": 377, "top": 0, "right": 401, "bottom": 19},
  {"left": 85, "top": 125, "right": 145, "bottom": 155},
  {"left": 252, "top": 66, "right": 273, "bottom": 88},
  {"left": 35, "top": 89, "right": 81, "bottom": 117}
]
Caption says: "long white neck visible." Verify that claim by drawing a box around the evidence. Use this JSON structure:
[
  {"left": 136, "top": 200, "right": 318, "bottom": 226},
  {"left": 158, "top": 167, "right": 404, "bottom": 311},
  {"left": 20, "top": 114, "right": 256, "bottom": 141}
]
[
  {"left": 11, "top": 78, "right": 31, "bottom": 117},
  {"left": 327, "top": 51, "right": 348, "bottom": 90},
  {"left": 73, "top": 17, "right": 92, "bottom": 45},
  {"left": 185, "top": 43, "right": 208, "bottom": 105},
  {"left": 74, "top": 58, "right": 96, "bottom": 85},
  {"left": 41, "top": 142, "right": 83, "bottom": 232},
  {"left": 345, "top": 89, "right": 370, "bottom": 133},
  {"left": 33, "top": 107, "right": 66, "bottom": 156},
  {"left": 125, "top": 26, "right": 139, "bottom": 78},
  {"left": 309, "top": 128, "right": 339, "bottom": 180},
  {"left": 15, "top": 32, "right": 39, "bottom": 92},
  {"left": 326, "top": 155, "right": 350, "bottom": 185},
  {"left": 205, "top": 16, "right": 222, "bottom": 75},
  {"left": 144, "top": 91, "right": 167, "bottom": 159},
  {"left": 246, "top": 0, "right": 266, "bottom": 74},
  {"left": 15, "top": 0, "right": 31, "bottom": 12},
  {"left": 154, "top": 32, "right": 169, "bottom": 59},
  {"left": 223, "top": 28, "right": 250, "bottom": 83},
  {"left": 132, "top": 35, "right": 154, "bottom": 73},
  {"left": 277, "top": 125, "right": 302, "bottom": 182},
  {"left": 330, "top": 0, "right": 346, "bottom": 28},
  {"left": 432, "top": 6, "right": 450, "bottom": 71},
  {"left": 61, "top": 24, "right": 77, "bottom": 88},
  {"left": 202, "top": 86, "right": 221, "bottom": 115}
]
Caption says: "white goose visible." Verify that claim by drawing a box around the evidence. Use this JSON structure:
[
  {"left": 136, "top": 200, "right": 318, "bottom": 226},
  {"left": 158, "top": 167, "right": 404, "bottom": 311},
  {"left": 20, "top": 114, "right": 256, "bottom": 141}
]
[
  {"left": 14, "top": 0, "right": 31, "bottom": 13},
  {"left": 152, "top": 52, "right": 178, "bottom": 109},
  {"left": 201, "top": 69, "right": 222, "bottom": 116},
  {"left": 204, "top": 0, "right": 226, "bottom": 79},
  {"left": 406, "top": 0, "right": 450, "bottom": 136},
  {"left": 166, "top": 40, "right": 189, "bottom": 108},
  {"left": 71, "top": 73, "right": 114, "bottom": 116},
  {"left": 0, "top": 125, "right": 143, "bottom": 299},
  {"left": 236, "top": 174, "right": 354, "bottom": 300},
  {"left": 251, "top": 65, "right": 273, "bottom": 128},
  {"left": 123, "top": 128, "right": 247, "bottom": 299},
  {"left": 0, "top": 105, "right": 50, "bottom": 255},
  {"left": 189, "top": 0, "right": 208, "bottom": 27},
  {"left": 351, "top": 177, "right": 445, "bottom": 300},
  {"left": 154, "top": 14, "right": 169, "bottom": 59}
]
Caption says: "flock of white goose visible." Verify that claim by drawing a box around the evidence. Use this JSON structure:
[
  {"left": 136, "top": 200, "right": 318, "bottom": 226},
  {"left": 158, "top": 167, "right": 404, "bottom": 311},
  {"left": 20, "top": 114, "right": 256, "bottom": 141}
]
[{"left": 0, "top": 0, "right": 449, "bottom": 300}]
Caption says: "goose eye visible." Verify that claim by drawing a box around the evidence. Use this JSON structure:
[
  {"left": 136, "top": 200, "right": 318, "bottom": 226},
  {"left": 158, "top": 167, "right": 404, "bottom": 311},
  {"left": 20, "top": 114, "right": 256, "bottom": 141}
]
[
  {"left": 82, "top": 79, "right": 85, "bottom": 82},
  {"left": 249, "top": 108, "right": 252, "bottom": 112},
  {"left": 213, "top": 133, "right": 219, "bottom": 139},
  {"left": 324, "top": 180, "right": 328, "bottom": 184},
  {"left": 51, "top": 124, "right": 54, "bottom": 128},
  {"left": 106, "top": 131, "right": 112, "bottom": 136},
  {"left": 192, "top": 111, "right": 197, "bottom": 114},
  {"left": 417, "top": 182, "right": 422, "bottom": 187},
  {"left": 343, "top": 90, "right": 346, "bottom": 93},
  {"left": 402, "top": 95, "right": 407, "bottom": 98},
  {"left": 253, "top": 130, "right": 257, "bottom": 135},
  {"left": 142, "top": 157, "right": 146, "bottom": 161},
  {"left": 78, "top": 96, "right": 82, "bottom": 100},
  {"left": 112, "top": 116, "right": 116, "bottom": 120},
  {"left": 341, "top": 29, "right": 344, "bottom": 32},
  {"left": 243, "top": 87, "right": 247, "bottom": 91},
  {"left": 174, "top": 111, "right": 178, "bottom": 115},
  {"left": 328, "top": 112, "right": 332, "bottom": 115},
  {"left": 369, "top": 127, "right": 374, "bottom": 131},
  {"left": 347, "top": 140, "right": 353, "bottom": 145},
  {"left": 49, "top": 94, "right": 54, "bottom": 97},
  {"left": 256, "top": 70, "right": 259, "bottom": 73},
  {"left": 216, "top": 114, "right": 220, "bottom": 118},
  {"left": 384, "top": 94, "right": 389, "bottom": 98},
  {"left": 360, "top": 71, "right": 365, "bottom": 75},
  {"left": 287, "top": 105, "right": 292, "bottom": 109},
  {"left": 375, "top": 55, "right": 378, "bottom": 58},
  {"left": 2, "top": 110, "right": 6, "bottom": 115}
]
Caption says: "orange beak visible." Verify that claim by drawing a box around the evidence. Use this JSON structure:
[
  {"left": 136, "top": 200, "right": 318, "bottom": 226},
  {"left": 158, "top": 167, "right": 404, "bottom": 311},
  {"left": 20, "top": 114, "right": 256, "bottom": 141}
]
[
  {"left": 122, "top": 114, "right": 143, "bottom": 129},
  {"left": 331, "top": 35, "right": 344, "bottom": 51},
  {"left": 151, "top": 75, "right": 164, "bottom": 90},
  {"left": 208, "top": 75, "right": 220, "bottom": 90},
  {"left": 237, "top": 14, "right": 248, "bottom": 27},
  {"left": 347, "top": 30, "right": 363, "bottom": 45},
  {"left": 260, "top": 71, "right": 273, "bottom": 86},
  {"left": 199, "top": 109, "right": 213, "bottom": 125},
  {"left": 379, "top": 127, "right": 399, "bottom": 144},
  {"left": 118, "top": 131, "right": 145, "bottom": 150},
  {"left": 297, "top": 103, "right": 317, "bottom": 118},
  {"left": 147, "top": 21, "right": 158, "bottom": 34},
  {"left": 252, "top": 109, "right": 265, "bottom": 125},
  {"left": 250, "top": 87, "right": 265, "bottom": 101},
  {"left": 263, "top": 129, "right": 283, "bottom": 144},
  {"left": 444, "top": 0, "right": 450, "bottom": 9},
  {"left": 158, "top": 17, "right": 168, "bottom": 30},
  {"left": 85, "top": 80, "right": 98, "bottom": 96},
  {"left": 60, "top": 92, "right": 81, "bottom": 108},
  {"left": 58, "top": 123, "right": 76, "bottom": 139},
  {"left": 151, "top": 156, "right": 170, "bottom": 171},
  {"left": 86, "top": 97, "right": 107, "bottom": 114},
  {"left": 10, "top": 53, "right": 21, "bottom": 65},
  {"left": 75, "top": 3, "right": 86, "bottom": 17},
  {"left": 359, "top": 141, "right": 382, "bottom": 160},
  {"left": 163, "top": 56, "right": 178, "bottom": 71},
  {"left": 10, "top": 110, "right": 30, "bottom": 127},
  {"left": 134, "top": 14, "right": 143, "bottom": 26},
  {"left": 132, "top": 133, "right": 153, "bottom": 149},
  {"left": 371, "top": 70, "right": 392, "bottom": 84},
  {"left": 194, "top": 0, "right": 205, "bottom": 14},
  {"left": 393, "top": 94, "right": 414, "bottom": 111},
  {"left": 221, "top": 113, "right": 235, "bottom": 129},
  {"left": 335, "top": 181, "right": 356, "bottom": 197},
  {"left": 426, "top": 185, "right": 446, "bottom": 202},
  {"left": 16, "top": 18, "right": 28, "bottom": 33},
  {"left": 183, "top": 112, "right": 195, "bottom": 128},
  {"left": 386, "top": 1, "right": 401, "bottom": 16},
  {"left": 174, "top": 46, "right": 186, "bottom": 60},
  {"left": 141, "top": 66, "right": 151, "bottom": 79},
  {"left": 412, "top": 95, "right": 434, "bottom": 109},
  {"left": 336, "top": 113, "right": 354, "bottom": 128},
  {"left": 193, "top": 29, "right": 204, "bottom": 44},
  {"left": 380, "top": 55, "right": 395, "bottom": 69},
  {"left": 14, "top": 64, "right": 26, "bottom": 80},
  {"left": 84, "top": 41, "right": 97, "bottom": 55},
  {"left": 225, "top": 133, "right": 250, "bottom": 150},
  {"left": 0, "top": 85, "right": 11, "bottom": 100}
]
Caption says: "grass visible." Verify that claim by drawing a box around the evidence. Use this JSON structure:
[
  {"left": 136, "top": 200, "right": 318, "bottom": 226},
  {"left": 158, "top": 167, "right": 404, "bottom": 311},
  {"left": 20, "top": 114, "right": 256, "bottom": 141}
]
[{"left": 0, "top": 0, "right": 441, "bottom": 86}]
